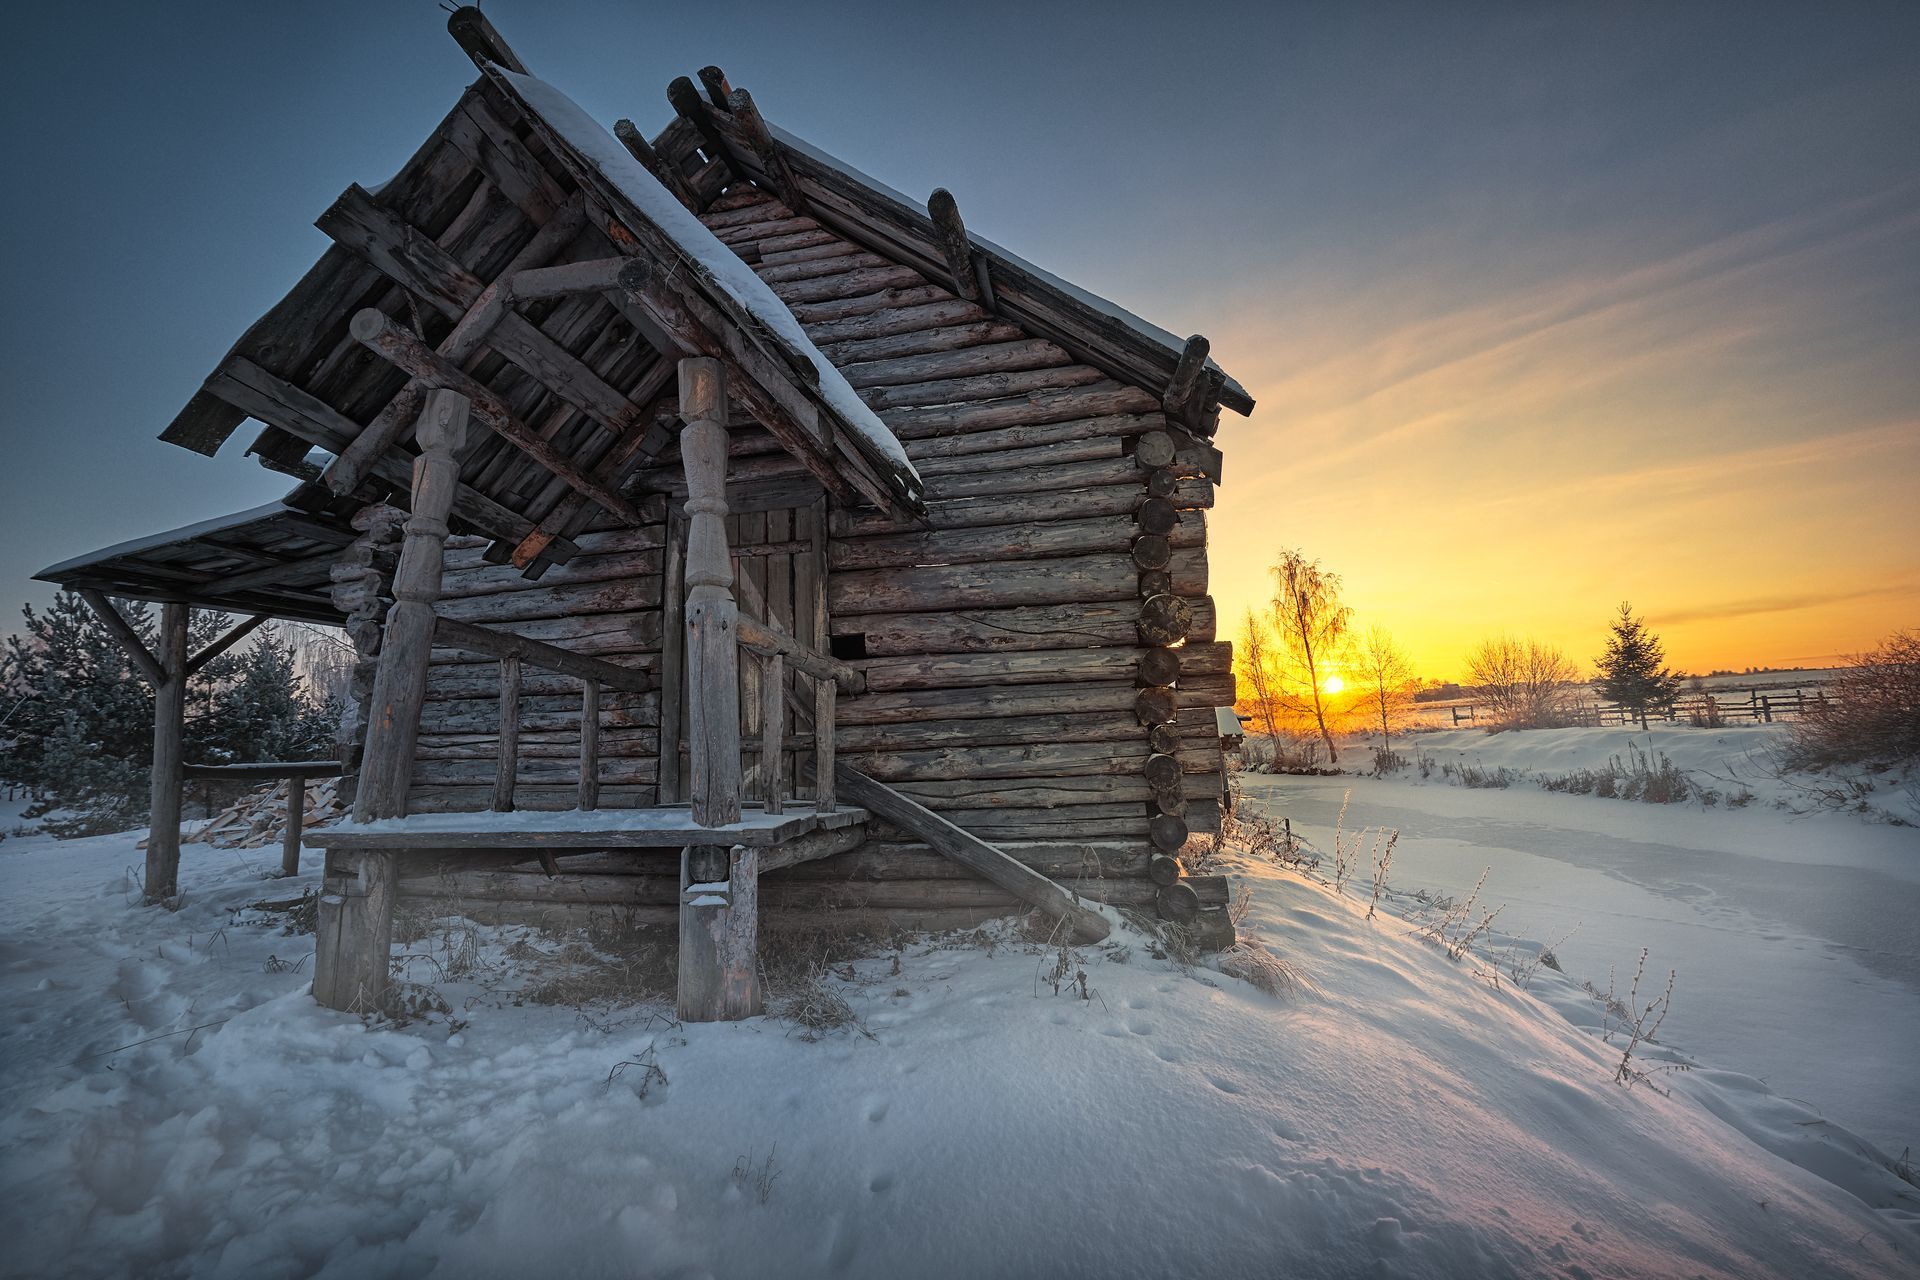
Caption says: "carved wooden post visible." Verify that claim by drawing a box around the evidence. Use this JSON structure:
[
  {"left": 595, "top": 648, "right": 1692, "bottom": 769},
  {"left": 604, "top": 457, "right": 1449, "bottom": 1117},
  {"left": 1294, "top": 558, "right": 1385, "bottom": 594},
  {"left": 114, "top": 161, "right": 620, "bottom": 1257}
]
[
  {"left": 678, "top": 843, "right": 762, "bottom": 1021},
  {"left": 318, "top": 390, "right": 465, "bottom": 1014},
  {"left": 146, "top": 602, "right": 189, "bottom": 902},
  {"left": 679, "top": 357, "right": 741, "bottom": 827},
  {"left": 354, "top": 390, "right": 470, "bottom": 822}
]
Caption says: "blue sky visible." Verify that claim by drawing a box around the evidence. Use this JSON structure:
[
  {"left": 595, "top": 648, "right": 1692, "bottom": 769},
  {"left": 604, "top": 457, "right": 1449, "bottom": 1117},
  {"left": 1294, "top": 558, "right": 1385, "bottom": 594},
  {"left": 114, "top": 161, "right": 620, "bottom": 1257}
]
[{"left": 2, "top": 1, "right": 1914, "bottom": 672}]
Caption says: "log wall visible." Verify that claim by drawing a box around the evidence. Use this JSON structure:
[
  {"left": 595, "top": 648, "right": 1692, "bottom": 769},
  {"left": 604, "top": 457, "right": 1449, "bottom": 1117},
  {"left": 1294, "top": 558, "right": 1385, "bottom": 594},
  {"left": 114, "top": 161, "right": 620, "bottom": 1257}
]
[{"left": 409, "top": 520, "right": 667, "bottom": 813}]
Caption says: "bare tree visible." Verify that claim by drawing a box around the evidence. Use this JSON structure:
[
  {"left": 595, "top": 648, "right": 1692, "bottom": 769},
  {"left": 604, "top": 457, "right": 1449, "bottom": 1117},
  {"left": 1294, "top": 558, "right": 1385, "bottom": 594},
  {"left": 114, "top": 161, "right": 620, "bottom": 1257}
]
[
  {"left": 1237, "top": 608, "right": 1283, "bottom": 743},
  {"left": 1467, "top": 636, "right": 1580, "bottom": 729},
  {"left": 1270, "top": 549, "right": 1352, "bottom": 762},
  {"left": 1356, "top": 625, "right": 1415, "bottom": 749}
]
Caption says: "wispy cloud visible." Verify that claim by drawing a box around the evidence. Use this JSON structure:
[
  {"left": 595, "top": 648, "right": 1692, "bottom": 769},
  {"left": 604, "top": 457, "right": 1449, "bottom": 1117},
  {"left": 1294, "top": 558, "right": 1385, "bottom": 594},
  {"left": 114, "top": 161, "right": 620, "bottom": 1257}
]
[{"left": 1650, "top": 580, "right": 1920, "bottom": 627}]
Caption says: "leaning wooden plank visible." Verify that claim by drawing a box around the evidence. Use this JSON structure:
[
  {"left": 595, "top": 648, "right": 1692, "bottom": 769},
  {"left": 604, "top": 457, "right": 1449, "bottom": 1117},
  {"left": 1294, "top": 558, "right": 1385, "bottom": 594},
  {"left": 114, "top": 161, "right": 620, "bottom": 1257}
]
[
  {"left": 835, "top": 766, "right": 1109, "bottom": 943},
  {"left": 433, "top": 615, "right": 654, "bottom": 694}
]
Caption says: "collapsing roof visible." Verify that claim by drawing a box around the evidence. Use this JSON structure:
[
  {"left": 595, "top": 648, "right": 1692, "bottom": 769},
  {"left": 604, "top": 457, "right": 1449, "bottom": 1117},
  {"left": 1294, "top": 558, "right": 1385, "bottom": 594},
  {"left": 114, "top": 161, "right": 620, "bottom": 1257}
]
[{"left": 38, "top": 7, "right": 1251, "bottom": 621}]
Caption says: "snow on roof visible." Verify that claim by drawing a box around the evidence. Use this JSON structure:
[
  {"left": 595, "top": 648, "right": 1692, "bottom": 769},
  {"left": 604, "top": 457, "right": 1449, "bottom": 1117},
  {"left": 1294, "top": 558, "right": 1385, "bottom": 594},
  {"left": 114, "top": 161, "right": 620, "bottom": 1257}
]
[
  {"left": 501, "top": 70, "right": 921, "bottom": 496},
  {"left": 767, "top": 124, "right": 1253, "bottom": 409},
  {"left": 34, "top": 501, "right": 302, "bottom": 582},
  {"left": 1214, "top": 706, "right": 1246, "bottom": 738}
]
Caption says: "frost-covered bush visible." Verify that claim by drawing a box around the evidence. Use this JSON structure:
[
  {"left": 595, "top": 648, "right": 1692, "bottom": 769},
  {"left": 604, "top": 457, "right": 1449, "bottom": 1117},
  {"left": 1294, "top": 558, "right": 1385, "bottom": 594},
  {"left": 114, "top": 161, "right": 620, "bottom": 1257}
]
[{"left": 1784, "top": 629, "right": 1920, "bottom": 767}]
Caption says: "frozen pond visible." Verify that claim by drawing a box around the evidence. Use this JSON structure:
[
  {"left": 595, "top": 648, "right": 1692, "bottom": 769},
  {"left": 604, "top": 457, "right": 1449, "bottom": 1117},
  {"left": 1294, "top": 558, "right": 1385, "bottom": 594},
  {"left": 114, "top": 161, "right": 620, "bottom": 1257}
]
[{"left": 1241, "top": 772, "right": 1920, "bottom": 1159}]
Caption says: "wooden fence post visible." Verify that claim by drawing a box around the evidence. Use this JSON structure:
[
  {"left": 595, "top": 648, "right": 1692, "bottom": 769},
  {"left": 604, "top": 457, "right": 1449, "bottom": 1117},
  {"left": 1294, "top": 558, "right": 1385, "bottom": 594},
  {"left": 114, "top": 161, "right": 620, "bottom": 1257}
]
[
  {"left": 354, "top": 389, "right": 470, "bottom": 822},
  {"left": 679, "top": 357, "right": 741, "bottom": 827}
]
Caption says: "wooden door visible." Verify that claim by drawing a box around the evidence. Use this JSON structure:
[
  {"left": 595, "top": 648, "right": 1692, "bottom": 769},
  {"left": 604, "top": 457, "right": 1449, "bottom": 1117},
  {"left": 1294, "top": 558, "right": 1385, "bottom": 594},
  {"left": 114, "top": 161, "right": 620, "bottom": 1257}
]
[{"left": 658, "top": 496, "right": 827, "bottom": 805}]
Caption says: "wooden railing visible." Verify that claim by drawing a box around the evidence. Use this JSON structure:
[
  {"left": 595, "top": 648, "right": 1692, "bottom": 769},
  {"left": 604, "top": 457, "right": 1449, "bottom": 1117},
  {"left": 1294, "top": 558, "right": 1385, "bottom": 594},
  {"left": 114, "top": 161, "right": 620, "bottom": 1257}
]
[
  {"left": 734, "top": 616, "right": 862, "bottom": 815},
  {"left": 432, "top": 615, "right": 655, "bottom": 814}
]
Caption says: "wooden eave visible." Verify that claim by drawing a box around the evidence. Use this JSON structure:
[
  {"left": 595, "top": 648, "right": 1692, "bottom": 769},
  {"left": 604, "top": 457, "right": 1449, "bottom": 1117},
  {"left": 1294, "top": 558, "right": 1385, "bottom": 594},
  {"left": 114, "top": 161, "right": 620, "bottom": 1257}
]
[
  {"left": 33, "top": 499, "right": 356, "bottom": 624},
  {"left": 149, "top": 63, "right": 921, "bottom": 576}
]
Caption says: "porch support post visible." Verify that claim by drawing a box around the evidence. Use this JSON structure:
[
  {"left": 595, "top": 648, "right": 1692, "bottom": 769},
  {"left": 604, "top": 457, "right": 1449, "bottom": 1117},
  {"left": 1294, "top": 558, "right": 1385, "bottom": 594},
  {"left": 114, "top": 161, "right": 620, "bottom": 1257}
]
[
  {"left": 678, "top": 843, "right": 762, "bottom": 1021},
  {"left": 354, "top": 389, "right": 469, "bottom": 823},
  {"left": 679, "top": 357, "right": 741, "bottom": 827},
  {"left": 146, "top": 601, "right": 189, "bottom": 903},
  {"left": 319, "top": 390, "right": 465, "bottom": 1014}
]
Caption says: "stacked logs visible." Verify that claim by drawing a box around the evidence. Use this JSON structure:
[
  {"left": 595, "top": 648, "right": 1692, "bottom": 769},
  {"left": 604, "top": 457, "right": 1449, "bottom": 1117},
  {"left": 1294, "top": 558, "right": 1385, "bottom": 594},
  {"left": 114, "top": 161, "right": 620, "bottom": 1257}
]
[
  {"left": 330, "top": 504, "right": 406, "bottom": 809},
  {"left": 1133, "top": 426, "right": 1205, "bottom": 927}
]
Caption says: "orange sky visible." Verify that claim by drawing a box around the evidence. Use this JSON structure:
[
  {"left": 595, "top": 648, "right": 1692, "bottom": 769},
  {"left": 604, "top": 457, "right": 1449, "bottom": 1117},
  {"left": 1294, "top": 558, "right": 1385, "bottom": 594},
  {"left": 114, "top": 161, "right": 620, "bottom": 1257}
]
[{"left": 1203, "top": 192, "right": 1920, "bottom": 682}]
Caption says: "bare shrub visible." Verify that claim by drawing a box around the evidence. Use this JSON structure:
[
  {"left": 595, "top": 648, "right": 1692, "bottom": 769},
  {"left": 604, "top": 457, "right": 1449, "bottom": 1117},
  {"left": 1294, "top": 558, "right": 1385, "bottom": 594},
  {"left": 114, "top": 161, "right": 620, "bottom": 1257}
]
[
  {"left": 1218, "top": 942, "right": 1303, "bottom": 997},
  {"left": 1606, "top": 948, "right": 1689, "bottom": 1093},
  {"left": 731, "top": 1145, "right": 780, "bottom": 1204},
  {"left": 1414, "top": 867, "right": 1502, "bottom": 962},
  {"left": 1467, "top": 636, "right": 1581, "bottom": 729},
  {"left": 778, "top": 963, "right": 875, "bottom": 1041},
  {"left": 1786, "top": 629, "right": 1920, "bottom": 767},
  {"left": 1541, "top": 741, "right": 1697, "bottom": 804},
  {"left": 1365, "top": 830, "right": 1399, "bottom": 922}
]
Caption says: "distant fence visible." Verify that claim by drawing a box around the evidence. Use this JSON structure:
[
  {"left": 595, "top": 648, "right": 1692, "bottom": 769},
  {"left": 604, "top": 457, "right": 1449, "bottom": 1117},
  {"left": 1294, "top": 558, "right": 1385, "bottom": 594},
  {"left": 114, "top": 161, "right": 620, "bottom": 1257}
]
[{"left": 1440, "top": 685, "right": 1828, "bottom": 728}]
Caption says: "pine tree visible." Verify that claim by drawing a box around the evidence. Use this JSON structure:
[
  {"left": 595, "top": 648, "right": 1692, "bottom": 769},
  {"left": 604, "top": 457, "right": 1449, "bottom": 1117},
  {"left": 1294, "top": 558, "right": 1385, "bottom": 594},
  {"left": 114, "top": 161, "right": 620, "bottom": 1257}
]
[
  {"left": 1594, "top": 602, "right": 1681, "bottom": 730},
  {"left": 0, "top": 592, "right": 158, "bottom": 834}
]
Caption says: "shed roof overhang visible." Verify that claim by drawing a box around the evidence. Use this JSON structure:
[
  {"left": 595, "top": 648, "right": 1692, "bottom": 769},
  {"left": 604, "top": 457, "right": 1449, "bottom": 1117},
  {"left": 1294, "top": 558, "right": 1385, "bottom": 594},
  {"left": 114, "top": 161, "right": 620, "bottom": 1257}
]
[{"left": 34, "top": 500, "right": 354, "bottom": 624}]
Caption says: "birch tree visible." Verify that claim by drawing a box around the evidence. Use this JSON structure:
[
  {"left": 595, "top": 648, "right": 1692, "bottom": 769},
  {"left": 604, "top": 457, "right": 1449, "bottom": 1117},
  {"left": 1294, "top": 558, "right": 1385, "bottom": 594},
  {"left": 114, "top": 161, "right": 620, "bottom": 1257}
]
[{"left": 1270, "top": 549, "right": 1351, "bottom": 763}]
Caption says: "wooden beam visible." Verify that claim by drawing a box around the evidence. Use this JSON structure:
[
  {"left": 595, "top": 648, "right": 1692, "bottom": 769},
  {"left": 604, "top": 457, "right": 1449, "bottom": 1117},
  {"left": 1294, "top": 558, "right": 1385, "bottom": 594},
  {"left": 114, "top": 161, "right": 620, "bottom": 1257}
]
[
  {"left": 78, "top": 589, "right": 165, "bottom": 687},
  {"left": 509, "top": 386, "right": 678, "bottom": 570},
  {"left": 697, "top": 65, "right": 734, "bottom": 113},
  {"left": 667, "top": 75, "right": 745, "bottom": 184},
  {"left": 614, "top": 258, "right": 872, "bottom": 509},
  {"left": 484, "top": 68, "right": 921, "bottom": 513},
  {"left": 201, "top": 354, "right": 540, "bottom": 546},
  {"left": 322, "top": 195, "right": 590, "bottom": 497},
  {"left": 446, "top": 5, "right": 529, "bottom": 73},
  {"left": 614, "top": 120, "right": 699, "bottom": 212},
  {"left": 200, "top": 550, "right": 340, "bottom": 598},
  {"left": 1162, "top": 334, "right": 1210, "bottom": 422},
  {"left": 348, "top": 308, "right": 652, "bottom": 528},
  {"left": 734, "top": 616, "right": 864, "bottom": 692},
  {"left": 834, "top": 766, "right": 1110, "bottom": 943},
  {"left": 185, "top": 613, "right": 271, "bottom": 675},
  {"left": 181, "top": 761, "right": 340, "bottom": 781},
  {"left": 927, "top": 188, "right": 989, "bottom": 306},
  {"left": 726, "top": 88, "right": 805, "bottom": 215},
  {"left": 316, "top": 185, "right": 650, "bottom": 438},
  {"left": 432, "top": 615, "right": 655, "bottom": 695}
]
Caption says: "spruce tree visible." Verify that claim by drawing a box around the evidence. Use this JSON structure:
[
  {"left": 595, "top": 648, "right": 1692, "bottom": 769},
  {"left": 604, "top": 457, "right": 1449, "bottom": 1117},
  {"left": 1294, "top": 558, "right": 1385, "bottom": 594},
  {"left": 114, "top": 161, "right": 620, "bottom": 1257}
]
[
  {"left": 0, "top": 592, "right": 157, "bottom": 834},
  {"left": 1595, "top": 602, "right": 1681, "bottom": 730},
  {"left": 1, "top": 598, "right": 335, "bottom": 835}
]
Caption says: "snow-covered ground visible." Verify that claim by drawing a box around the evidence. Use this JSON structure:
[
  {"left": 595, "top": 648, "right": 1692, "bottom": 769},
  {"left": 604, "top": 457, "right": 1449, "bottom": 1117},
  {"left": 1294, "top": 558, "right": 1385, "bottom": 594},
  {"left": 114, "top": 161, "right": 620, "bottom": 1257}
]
[
  {"left": 2, "top": 793, "right": 1915, "bottom": 1278},
  {"left": 1241, "top": 725, "right": 1920, "bottom": 1160}
]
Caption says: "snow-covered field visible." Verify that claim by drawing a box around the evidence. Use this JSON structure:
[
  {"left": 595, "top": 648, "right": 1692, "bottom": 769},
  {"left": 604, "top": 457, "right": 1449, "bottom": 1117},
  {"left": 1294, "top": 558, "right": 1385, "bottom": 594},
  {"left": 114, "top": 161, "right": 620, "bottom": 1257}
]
[{"left": 2, "top": 788, "right": 1915, "bottom": 1278}]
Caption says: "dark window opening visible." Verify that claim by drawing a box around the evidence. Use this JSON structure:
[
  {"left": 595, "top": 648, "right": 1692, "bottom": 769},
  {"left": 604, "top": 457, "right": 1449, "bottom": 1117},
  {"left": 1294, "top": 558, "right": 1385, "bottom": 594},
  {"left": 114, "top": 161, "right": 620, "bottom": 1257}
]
[{"left": 829, "top": 633, "right": 868, "bottom": 660}]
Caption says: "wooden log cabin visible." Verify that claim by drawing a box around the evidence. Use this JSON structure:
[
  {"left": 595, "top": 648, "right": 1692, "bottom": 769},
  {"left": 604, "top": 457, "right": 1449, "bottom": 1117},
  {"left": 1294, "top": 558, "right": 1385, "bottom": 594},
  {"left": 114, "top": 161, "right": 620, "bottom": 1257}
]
[{"left": 34, "top": 11, "right": 1253, "bottom": 1020}]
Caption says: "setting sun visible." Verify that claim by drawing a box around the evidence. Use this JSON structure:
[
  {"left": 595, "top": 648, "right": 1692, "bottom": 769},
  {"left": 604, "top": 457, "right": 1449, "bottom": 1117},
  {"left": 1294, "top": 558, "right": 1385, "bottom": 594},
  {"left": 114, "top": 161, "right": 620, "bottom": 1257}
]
[{"left": 1322, "top": 676, "right": 1345, "bottom": 695}]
